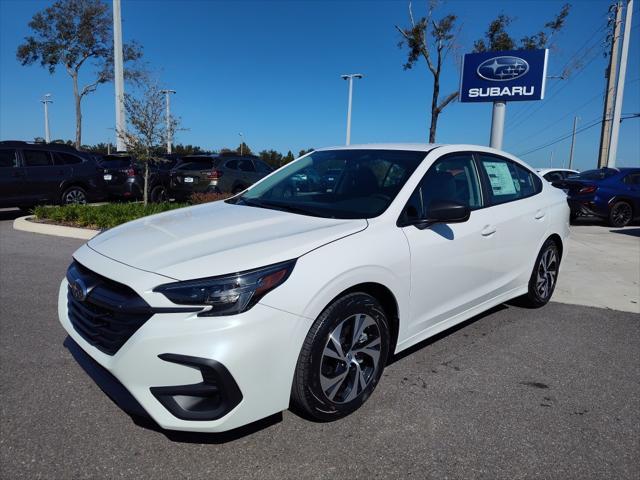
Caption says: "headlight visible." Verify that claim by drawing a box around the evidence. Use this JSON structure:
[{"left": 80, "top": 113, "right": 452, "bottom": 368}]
[{"left": 153, "top": 260, "right": 296, "bottom": 316}]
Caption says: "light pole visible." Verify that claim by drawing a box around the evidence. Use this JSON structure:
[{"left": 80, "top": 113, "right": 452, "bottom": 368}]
[
  {"left": 568, "top": 116, "right": 579, "bottom": 170},
  {"left": 41, "top": 94, "right": 52, "bottom": 143},
  {"left": 113, "top": 0, "right": 126, "bottom": 151},
  {"left": 160, "top": 89, "right": 176, "bottom": 154},
  {"left": 238, "top": 132, "right": 244, "bottom": 155},
  {"left": 607, "top": 0, "right": 633, "bottom": 168},
  {"left": 341, "top": 73, "right": 363, "bottom": 145}
]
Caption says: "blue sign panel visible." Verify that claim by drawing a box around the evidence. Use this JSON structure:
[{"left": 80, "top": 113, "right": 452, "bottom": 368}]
[{"left": 459, "top": 49, "right": 548, "bottom": 103}]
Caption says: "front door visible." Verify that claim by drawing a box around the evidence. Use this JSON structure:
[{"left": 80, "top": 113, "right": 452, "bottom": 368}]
[{"left": 401, "top": 152, "right": 499, "bottom": 338}]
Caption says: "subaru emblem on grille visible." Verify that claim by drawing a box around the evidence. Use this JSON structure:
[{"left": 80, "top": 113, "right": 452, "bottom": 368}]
[{"left": 70, "top": 278, "right": 88, "bottom": 302}]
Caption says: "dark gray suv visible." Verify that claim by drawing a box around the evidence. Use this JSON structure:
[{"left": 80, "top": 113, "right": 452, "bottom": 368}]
[
  {"left": 169, "top": 154, "right": 273, "bottom": 199},
  {"left": 0, "top": 141, "right": 105, "bottom": 209}
]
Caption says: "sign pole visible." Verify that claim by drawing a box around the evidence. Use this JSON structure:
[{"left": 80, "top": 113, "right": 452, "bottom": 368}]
[{"left": 489, "top": 101, "right": 506, "bottom": 149}]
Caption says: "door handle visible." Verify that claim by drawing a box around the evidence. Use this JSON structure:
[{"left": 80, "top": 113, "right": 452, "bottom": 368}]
[
  {"left": 481, "top": 225, "right": 497, "bottom": 236},
  {"left": 534, "top": 210, "right": 546, "bottom": 220}
]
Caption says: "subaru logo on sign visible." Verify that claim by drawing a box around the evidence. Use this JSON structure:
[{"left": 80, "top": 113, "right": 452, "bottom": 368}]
[
  {"left": 70, "top": 278, "right": 88, "bottom": 302},
  {"left": 477, "top": 56, "right": 529, "bottom": 81}
]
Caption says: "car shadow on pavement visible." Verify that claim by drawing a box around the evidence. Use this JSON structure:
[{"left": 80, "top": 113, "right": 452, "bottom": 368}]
[
  {"left": 388, "top": 304, "right": 508, "bottom": 365},
  {"left": 610, "top": 227, "right": 640, "bottom": 237},
  {"left": 0, "top": 208, "right": 25, "bottom": 221}
]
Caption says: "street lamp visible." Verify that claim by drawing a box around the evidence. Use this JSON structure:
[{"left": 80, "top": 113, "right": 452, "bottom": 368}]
[
  {"left": 341, "top": 73, "right": 363, "bottom": 145},
  {"left": 239, "top": 132, "right": 245, "bottom": 155},
  {"left": 41, "top": 94, "right": 52, "bottom": 143},
  {"left": 160, "top": 89, "right": 176, "bottom": 154}
]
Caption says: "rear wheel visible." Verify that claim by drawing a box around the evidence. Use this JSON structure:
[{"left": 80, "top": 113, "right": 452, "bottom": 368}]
[
  {"left": 521, "top": 238, "right": 560, "bottom": 308},
  {"left": 608, "top": 201, "right": 633, "bottom": 228},
  {"left": 61, "top": 186, "right": 87, "bottom": 205},
  {"left": 291, "top": 292, "right": 389, "bottom": 421},
  {"left": 150, "top": 185, "right": 167, "bottom": 203}
]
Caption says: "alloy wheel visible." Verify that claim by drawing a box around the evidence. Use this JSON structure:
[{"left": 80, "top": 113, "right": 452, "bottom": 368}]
[
  {"left": 535, "top": 246, "right": 558, "bottom": 299},
  {"left": 64, "top": 189, "right": 87, "bottom": 205},
  {"left": 319, "top": 313, "right": 381, "bottom": 404},
  {"left": 611, "top": 202, "right": 632, "bottom": 227}
]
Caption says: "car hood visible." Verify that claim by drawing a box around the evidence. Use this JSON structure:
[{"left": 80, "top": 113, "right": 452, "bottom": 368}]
[{"left": 87, "top": 201, "right": 368, "bottom": 280}]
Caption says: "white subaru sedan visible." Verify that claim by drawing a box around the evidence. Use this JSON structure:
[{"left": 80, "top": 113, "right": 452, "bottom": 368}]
[{"left": 59, "top": 144, "right": 569, "bottom": 432}]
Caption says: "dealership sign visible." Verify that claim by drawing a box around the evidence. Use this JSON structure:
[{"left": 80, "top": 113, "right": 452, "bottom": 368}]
[{"left": 459, "top": 49, "right": 548, "bottom": 103}]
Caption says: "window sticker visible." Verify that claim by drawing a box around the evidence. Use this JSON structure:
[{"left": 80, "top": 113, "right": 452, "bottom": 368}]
[{"left": 484, "top": 161, "right": 517, "bottom": 196}]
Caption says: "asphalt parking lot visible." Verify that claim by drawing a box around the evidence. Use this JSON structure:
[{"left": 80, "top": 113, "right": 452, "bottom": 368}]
[{"left": 0, "top": 209, "right": 638, "bottom": 479}]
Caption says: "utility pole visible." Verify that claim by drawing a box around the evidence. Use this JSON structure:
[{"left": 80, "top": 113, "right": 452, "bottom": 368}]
[
  {"left": 160, "top": 89, "right": 176, "bottom": 154},
  {"left": 239, "top": 133, "right": 244, "bottom": 155},
  {"left": 341, "top": 73, "right": 363, "bottom": 145},
  {"left": 608, "top": 0, "right": 633, "bottom": 168},
  {"left": 549, "top": 150, "right": 554, "bottom": 168},
  {"left": 568, "top": 116, "right": 579, "bottom": 170},
  {"left": 41, "top": 94, "right": 52, "bottom": 143},
  {"left": 113, "top": 0, "right": 126, "bottom": 152},
  {"left": 597, "top": 2, "right": 623, "bottom": 168}
]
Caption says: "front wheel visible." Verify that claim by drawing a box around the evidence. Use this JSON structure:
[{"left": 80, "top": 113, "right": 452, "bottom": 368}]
[
  {"left": 291, "top": 293, "right": 389, "bottom": 422},
  {"left": 520, "top": 238, "right": 561, "bottom": 308},
  {"left": 609, "top": 201, "right": 633, "bottom": 228},
  {"left": 61, "top": 186, "right": 87, "bottom": 205}
]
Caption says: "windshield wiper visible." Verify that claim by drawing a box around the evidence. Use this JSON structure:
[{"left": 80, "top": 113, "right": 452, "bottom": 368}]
[{"left": 237, "top": 197, "right": 323, "bottom": 217}]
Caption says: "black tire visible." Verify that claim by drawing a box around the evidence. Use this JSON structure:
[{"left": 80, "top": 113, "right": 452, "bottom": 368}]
[
  {"left": 608, "top": 200, "right": 633, "bottom": 228},
  {"left": 61, "top": 186, "right": 87, "bottom": 205},
  {"left": 291, "top": 292, "right": 390, "bottom": 422},
  {"left": 520, "top": 238, "right": 561, "bottom": 308},
  {"left": 150, "top": 184, "right": 167, "bottom": 203}
]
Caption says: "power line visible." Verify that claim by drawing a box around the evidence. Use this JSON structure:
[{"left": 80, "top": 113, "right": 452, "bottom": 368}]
[
  {"left": 517, "top": 113, "right": 639, "bottom": 157},
  {"left": 509, "top": 77, "right": 640, "bottom": 146}
]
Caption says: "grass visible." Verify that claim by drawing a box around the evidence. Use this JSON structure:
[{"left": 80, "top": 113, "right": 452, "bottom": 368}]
[{"left": 33, "top": 202, "right": 191, "bottom": 230}]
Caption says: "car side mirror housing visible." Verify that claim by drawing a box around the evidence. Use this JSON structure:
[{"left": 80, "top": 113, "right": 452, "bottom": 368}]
[{"left": 399, "top": 200, "right": 470, "bottom": 229}]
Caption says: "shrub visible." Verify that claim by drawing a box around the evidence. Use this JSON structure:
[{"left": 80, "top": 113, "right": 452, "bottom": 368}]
[
  {"left": 189, "top": 192, "right": 233, "bottom": 204},
  {"left": 33, "top": 202, "right": 190, "bottom": 230}
]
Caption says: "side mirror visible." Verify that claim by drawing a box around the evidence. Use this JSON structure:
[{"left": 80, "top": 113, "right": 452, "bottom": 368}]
[{"left": 399, "top": 200, "right": 470, "bottom": 229}]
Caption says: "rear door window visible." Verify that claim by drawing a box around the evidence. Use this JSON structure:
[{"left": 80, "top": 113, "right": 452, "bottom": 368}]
[
  {"left": 478, "top": 154, "right": 541, "bottom": 205},
  {"left": 54, "top": 152, "right": 84, "bottom": 165},
  {"left": 23, "top": 150, "right": 53, "bottom": 167},
  {"left": 623, "top": 173, "right": 640, "bottom": 185},
  {"left": 254, "top": 160, "right": 273, "bottom": 173},
  {"left": 0, "top": 149, "right": 18, "bottom": 168},
  {"left": 238, "top": 160, "right": 256, "bottom": 172}
]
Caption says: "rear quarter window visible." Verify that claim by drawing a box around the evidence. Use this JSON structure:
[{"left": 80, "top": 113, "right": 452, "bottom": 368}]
[{"left": 0, "top": 149, "right": 18, "bottom": 168}]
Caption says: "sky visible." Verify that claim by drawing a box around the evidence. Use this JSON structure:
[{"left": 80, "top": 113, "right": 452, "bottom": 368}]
[{"left": 0, "top": 0, "right": 638, "bottom": 172}]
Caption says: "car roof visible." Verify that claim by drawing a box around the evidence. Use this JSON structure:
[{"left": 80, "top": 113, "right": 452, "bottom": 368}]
[
  {"left": 536, "top": 168, "right": 579, "bottom": 174},
  {"left": 316, "top": 143, "right": 442, "bottom": 152}
]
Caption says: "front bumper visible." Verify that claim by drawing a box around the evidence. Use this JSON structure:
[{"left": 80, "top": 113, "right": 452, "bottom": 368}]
[{"left": 58, "top": 271, "right": 310, "bottom": 432}]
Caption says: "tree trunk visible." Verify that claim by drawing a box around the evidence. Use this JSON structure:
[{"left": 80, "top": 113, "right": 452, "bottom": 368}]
[
  {"left": 72, "top": 73, "right": 82, "bottom": 149},
  {"left": 429, "top": 74, "right": 440, "bottom": 143},
  {"left": 143, "top": 152, "right": 149, "bottom": 207}
]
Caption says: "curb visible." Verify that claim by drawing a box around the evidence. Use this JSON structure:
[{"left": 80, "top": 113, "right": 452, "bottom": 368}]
[{"left": 13, "top": 216, "right": 99, "bottom": 240}]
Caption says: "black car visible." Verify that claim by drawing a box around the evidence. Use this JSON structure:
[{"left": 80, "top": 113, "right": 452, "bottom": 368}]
[
  {"left": 98, "top": 153, "right": 180, "bottom": 202},
  {"left": 169, "top": 154, "right": 273, "bottom": 199},
  {"left": 0, "top": 141, "right": 105, "bottom": 208}
]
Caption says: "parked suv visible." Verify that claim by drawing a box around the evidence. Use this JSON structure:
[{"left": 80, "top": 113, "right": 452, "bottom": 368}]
[
  {"left": 169, "top": 154, "right": 273, "bottom": 199},
  {"left": 0, "top": 141, "right": 105, "bottom": 208},
  {"left": 98, "top": 153, "right": 180, "bottom": 202}
]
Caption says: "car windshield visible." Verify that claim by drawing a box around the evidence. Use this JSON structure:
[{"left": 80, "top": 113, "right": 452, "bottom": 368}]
[
  {"left": 575, "top": 169, "right": 618, "bottom": 180},
  {"left": 229, "top": 149, "right": 428, "bottom": 219}
]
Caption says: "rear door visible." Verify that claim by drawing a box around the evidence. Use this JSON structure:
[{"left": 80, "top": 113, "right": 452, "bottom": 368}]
[
  {"left": 238, "top": 159, "right": 261, "bottom": 185},
  {"left": 0, "top": 148, "right": 27, "bottom": 206},
  {"left": 22, "top": 149, "right": 61, "bottom": 203},
  {"left": 475, "top": 152, "right": 546, "bottom": 293}
]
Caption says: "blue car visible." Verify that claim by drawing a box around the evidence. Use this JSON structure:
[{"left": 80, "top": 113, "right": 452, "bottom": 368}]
[{"left": 557, "top": 168, "right": 640, "bottom": 227}]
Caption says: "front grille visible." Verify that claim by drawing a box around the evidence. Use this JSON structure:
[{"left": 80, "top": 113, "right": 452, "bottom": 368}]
[{"left": 66, "top": 261, "right": 153, "bottom": 355}]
